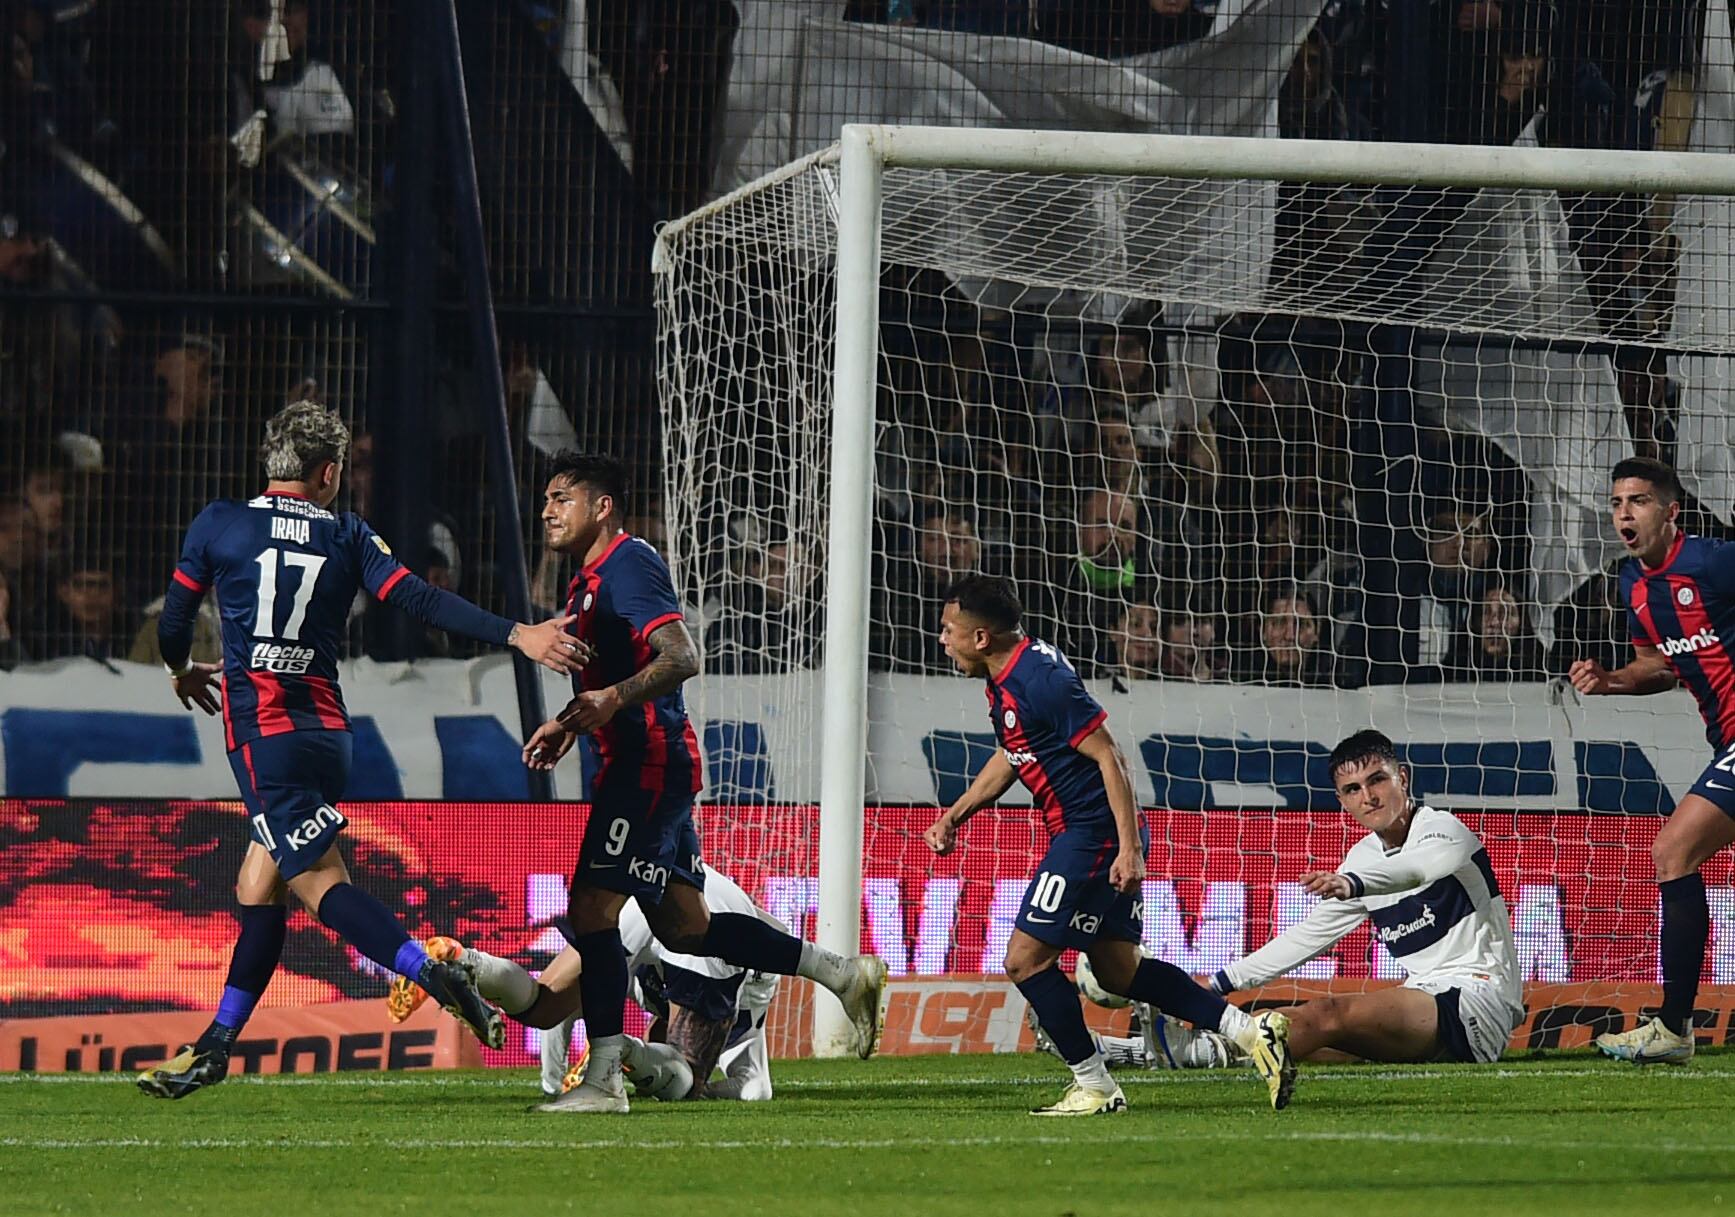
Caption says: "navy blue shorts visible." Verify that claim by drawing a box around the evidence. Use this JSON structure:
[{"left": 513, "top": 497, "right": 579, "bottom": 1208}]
[
  {"left": 227, "top": 731, "right": 351, "bottom": 881},
  {"left": 572, "top": 776, "right": 706, "bottom": 903},
  {"left": 1687, "top": 742, "right": 1735, "bottom": 818},
  {"left": 1013, "top": 827, "right": 1146, "bottom": 951}
]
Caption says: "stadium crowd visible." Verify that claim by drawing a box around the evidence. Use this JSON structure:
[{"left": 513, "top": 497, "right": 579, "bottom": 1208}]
[{"left": 0, "top": 0, "right": 1710, "bottom": 690}]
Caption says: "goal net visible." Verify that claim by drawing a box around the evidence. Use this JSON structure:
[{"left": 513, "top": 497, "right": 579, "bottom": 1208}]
[{"left": 655, "top": 127, "right": 1735, "bottom": 1054}]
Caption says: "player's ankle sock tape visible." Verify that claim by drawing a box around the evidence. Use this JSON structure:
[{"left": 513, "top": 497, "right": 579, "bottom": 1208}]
[
  {"left": 700, "top": 912, "right": 802, "bottom": 976},
  {"left": 1015, "top": 967, "right": 1096, "bottom": 1065},
  {"left": 214, "top": 904, "right": 288, "bottom": 1030},
  {"left": 1125, "top": 957, "right": 1228, "bottom": 1031},
  {"left": 1659, "top": 873, "right": 1708, "bottom": 1035},
  {"left": 570, "top": 928, "right": 629, "bottom": 1039},
  {"left": 315, "top": 883, "right": 415, "bottom": 975}
]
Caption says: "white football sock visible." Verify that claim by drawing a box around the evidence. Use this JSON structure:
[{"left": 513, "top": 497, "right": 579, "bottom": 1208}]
[
  {"left": 1217, "top": 1004, "right": 1253, "bottom": 1040},
  {"left": 797, "top": 941, "right": 854, "bottom": 994},
  {"left": 585, "top": 1033, "right": 626, "bottom": 1081},
  {"left": 1067, "top": 1051, "right": 1115, "bottom": 1093},
  {"left": 463, "top": 948, "right": 539, "bottom": 1015},
  {"left": 1099, "top": 1033, "right": 1147, "bottom": 1069}
]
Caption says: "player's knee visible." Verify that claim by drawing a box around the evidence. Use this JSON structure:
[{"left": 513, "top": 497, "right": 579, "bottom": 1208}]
[
  {"left": 1002, "top": 948, "right": 1046, "bottom": 985},
  {"left": 1652, "top": 831, "right": 1698, "bottom": 881},
  {"left": 1307, "top": 995, "right": 1348, "bottom": 1034}
]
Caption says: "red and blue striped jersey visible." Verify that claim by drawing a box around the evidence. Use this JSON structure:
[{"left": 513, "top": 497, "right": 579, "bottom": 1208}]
[
  {"left": 565, "top": 532, "right": 703, "bottom": 797},
  {"left": 173, "top": 494, "right": 423, "bottom": 750},
  {"left": 1621, "top": 532, "right": 1735, "bottom": 749},
  {"left": 166, "top": 494, "right": 516, "bottom": 754},
  {"left": 984, "top": 636, "right": 1114, "bottom": 838}
]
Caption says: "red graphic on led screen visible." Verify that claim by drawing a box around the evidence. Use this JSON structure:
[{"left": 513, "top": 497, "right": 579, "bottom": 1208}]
[{"left": 0, "top": 800, "right": 1708, "bottom": 1065}]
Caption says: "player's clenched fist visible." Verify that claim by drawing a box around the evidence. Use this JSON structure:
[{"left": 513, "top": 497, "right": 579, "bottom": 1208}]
[
  {"left": 1567, "top": 658, "right": 1612, "bottom": 696},
  {"left": 1109, "top": 847, "right": 1145, "bottom": 893},
  {"left": 511, "top": 615, "right": 591, "bottom": 674},
  {"left": 924, "top": 811, "right": 958, "bottom": 856}
]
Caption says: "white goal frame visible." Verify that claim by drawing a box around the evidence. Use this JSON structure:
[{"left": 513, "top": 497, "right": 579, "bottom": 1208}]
[{"left": 671, "top": 124, "right": 1735, "bottom": 1057}]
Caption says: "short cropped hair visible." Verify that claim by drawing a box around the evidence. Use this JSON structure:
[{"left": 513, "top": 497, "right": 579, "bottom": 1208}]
[
  {"left": 261, "top": 401, "right": 350, "bottom": 481},
  {"left": 1328, "top": 729, "right": 1401, "bottom": 780},
  {"left": 944, "top": 574, "right": 1022, "bottom": 633},
  {"left": 549, "top": 451, "right": 630, "bottom": 513},
  {"left": 1611, "top": 456, "right": 1684, "bottom": 504}
]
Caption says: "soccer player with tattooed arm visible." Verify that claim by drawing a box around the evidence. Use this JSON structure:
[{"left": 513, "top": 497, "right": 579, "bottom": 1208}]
[{"left": 513, "top": 452, "right": 887, "bottom": 1114}]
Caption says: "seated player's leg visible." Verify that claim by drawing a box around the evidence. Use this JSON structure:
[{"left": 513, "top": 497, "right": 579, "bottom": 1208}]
[
  {"left": 1280, "top": 988, "right": 1443, "bottom": 1062},
  {"left": 1598, "top": 781, "right": 1735, "bottom": 1064},
  {"left": 137, "top": 839, "right": 288, "bottom": 1099},
  {"left": 1137, "top": 1006, "right": 1236, "bottom": 1070}
]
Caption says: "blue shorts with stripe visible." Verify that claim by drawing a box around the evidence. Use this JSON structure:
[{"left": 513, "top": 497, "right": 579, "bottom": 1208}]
[
  {"left": 572, "top": 773, "right": 706, "bottom": 903},
  {"left": 1013, "top": 827, "right": 1147, "bottom": 952},
  {"left": 1688, "top": 741, "right": 1735, "bottom": 819},
  {"left": 226, "top": 730, "right": 351, "bottom": 880}
]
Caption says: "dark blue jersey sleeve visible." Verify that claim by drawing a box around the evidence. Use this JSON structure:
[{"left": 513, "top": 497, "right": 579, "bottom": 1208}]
[
  {"left": 346, "top": 514, "right": 515, "bottom": 646},
  {"left": 160, "top": 502, "right": 228, "bottom": 669},
  {"left": 347, "top": 515, "right": 412, "bottom": 601},
  {"left": 1031, "top": 658, "right": 1109, "bottom": 748},
  {"left": 611, "top": 544, "right": 685, "bottom": 639}
]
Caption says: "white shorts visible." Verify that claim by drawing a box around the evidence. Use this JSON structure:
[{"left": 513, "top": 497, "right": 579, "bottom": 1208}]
[{"left": 1410, "top": 976, "right": 1524, "bottom": 1064}]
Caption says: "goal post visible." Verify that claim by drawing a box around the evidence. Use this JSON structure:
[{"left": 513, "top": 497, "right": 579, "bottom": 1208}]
[{"left": 655, "top": 123, "right": 1735, "bottom": 1058}]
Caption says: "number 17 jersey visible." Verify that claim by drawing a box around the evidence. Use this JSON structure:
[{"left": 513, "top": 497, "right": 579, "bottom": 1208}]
[{"left": 173, "top": 492, "right": 415, "bottom": 751}]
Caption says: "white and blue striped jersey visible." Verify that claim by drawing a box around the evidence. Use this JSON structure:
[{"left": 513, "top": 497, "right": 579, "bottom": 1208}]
[{"left": 1221, "top": 805, "right": 1519, "bottom": 1005}]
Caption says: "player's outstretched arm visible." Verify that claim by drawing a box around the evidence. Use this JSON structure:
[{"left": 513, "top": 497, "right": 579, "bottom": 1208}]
[
  {"left": 560, "top": 618, "right": 699, "bottom": 733},
  {"left": 1213, "top": 893, "right": 1366, "bottom": 995},
  {"left": 1568, "top": 645, "right": 1675, "bottom": 697},
  {"left": 381, "top": 566, "right": 587, "bottom": 675},
  {"left": 925, "top": 751, "right": 1017, "bottom": 855},
  {"left": 1076, "top": 725, "right": 1146, "bottom": 893}
]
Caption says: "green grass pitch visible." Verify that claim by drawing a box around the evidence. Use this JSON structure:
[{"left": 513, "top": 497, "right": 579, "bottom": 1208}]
[{"left": 3, "top": 1053, "right": 1730, "bottom": 1215}]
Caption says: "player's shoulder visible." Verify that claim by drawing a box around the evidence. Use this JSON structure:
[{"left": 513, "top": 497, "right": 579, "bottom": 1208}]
[
  {"left": 1409, "top": 803, "right": 1475, "bottom": 843},
  {"left": 1017, "top": 636, "right": 1083, "bottom": 682},
  {"left": 606, "top": 533, "right": 673, "bottom": 576}
]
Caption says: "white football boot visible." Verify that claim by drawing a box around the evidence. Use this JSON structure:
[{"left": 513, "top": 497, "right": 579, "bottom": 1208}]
[{"left": 1594, "top": 1017, "right": 1696, "bottom": 1066}]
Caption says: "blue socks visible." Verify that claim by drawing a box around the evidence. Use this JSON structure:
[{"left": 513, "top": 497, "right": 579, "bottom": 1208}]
[
  {"left": 316, "top": 882, "right": 419, "bottom": 976},
  {"left": 199, "top": 904, "right": 288, "bottom": 1050},
  {"left": 570, "top": 927, "right": 629, "bottom": 1039},
  {"left": 698, "top": 912, "right": 803, "bottom": 975},
  {"left": 1016, "top": 966, "right": 1096, "bottom": 1065},
  {"left": 1122, "top": 956, "right": 1230, "bottom": 1030},
  {"left": 1659, "top": 873, "right": 1708, "bottom": 1036}
]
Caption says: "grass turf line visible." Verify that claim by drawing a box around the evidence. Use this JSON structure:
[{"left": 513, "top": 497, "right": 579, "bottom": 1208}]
[{"left": 1, "top": 1052, "right": 1729, "bottom": 1216}]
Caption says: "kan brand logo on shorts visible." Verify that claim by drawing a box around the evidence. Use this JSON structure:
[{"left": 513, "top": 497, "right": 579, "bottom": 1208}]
[
  {"left": 285, "top": 805, "right": 345, "bottom": 851},
  {"left": 1069, "top": 911, "right": 1102, "bottom": 935},
  {"left": 1659, "top": 627, "right": 1719, "bottom": 658},
  {"left": 628, "top": 856, "right": 670, "bottom": 887}
]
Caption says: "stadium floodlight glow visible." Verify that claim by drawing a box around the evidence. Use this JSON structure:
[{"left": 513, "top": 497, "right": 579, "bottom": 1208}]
[{"left": 654, "top": 123, "right": 1735, "bottom": 1057}]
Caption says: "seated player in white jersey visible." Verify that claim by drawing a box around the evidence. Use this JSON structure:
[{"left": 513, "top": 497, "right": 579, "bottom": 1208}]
[
  {"left": 1209, "top": 730, "right": 1524, "bottom": 1066},
  {"left": 389, "top": 869, "right": 782, "bottom": 1103}
]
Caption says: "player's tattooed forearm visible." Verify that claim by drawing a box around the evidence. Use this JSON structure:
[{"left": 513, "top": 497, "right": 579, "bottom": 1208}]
[{"left": 614, "top": 620, "right": 699, "bottom": 707}]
